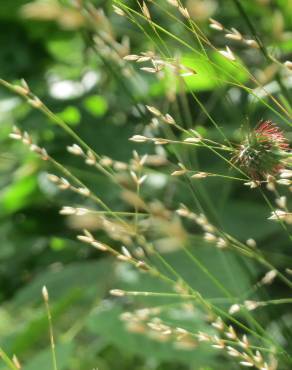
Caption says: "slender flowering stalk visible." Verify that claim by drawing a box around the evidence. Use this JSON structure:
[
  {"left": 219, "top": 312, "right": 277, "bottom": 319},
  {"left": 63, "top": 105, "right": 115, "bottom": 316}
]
[{"left": 42, "top": 286, "right": 58, "bottom": 370}]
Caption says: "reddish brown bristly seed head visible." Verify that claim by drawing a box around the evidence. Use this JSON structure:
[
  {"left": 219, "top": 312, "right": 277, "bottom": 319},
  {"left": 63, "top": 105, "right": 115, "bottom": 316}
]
[{"left": 234, "top": 121, "right": 290, "bottom": 180}]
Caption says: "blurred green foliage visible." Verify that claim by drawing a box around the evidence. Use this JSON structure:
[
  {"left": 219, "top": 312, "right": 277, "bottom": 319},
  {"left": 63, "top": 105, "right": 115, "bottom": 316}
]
[{"left": 0, "top": 0, "right": 291, "bottom": 369}]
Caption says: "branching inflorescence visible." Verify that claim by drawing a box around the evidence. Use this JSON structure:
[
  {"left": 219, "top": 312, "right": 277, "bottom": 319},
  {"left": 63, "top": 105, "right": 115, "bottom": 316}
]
[{"left": 2, "top": 0, "right": 292, "bottom": 369}]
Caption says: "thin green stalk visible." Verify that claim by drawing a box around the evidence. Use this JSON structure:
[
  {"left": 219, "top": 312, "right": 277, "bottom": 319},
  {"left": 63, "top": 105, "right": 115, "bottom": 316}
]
[
  {"left": 143, "top": 240, "right": 286, "bottom": 352},
  {"left": 260, "top": 298, "right": 292, "bottom": 306},
  {"left": 259, "top": 189, "right": 292, "bottom": 244},
  {"left": 0, "top": 348, "right": 18, "bottom": 370},
  {"left": 226, "top": 233, "right": 292, "bottom": 290},
  {"left": 0, "top": 79, "right": 116, "bottom": 181},
  {"left": 183, "top": 245, "right": 233, "bottom": 298},
  {"left": 43, "top": 288, "right": 58, "bottom": 370},
  {"left": 136, "top": 0, "right": 172, "bottom": 58},
  {"left": 182, "top": 243, "right": 279, "bottom": 347},
  {"left": 171, "top": 120, "right": 249, "bottom": 178},
  {"left": 115, "top": 0, "right": 291, "bottom": 123},
  {"left": 49, "top": 157, "right": 130, "bottom": 229},
  {"left": 232, "top": 0, "right": 292, "bottom": 108},
  {"left": 77, "top": 210, "right": 148, "bottom": 217}
]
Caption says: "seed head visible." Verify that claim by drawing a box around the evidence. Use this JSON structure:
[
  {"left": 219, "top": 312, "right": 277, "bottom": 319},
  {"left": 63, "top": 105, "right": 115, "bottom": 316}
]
[
  {"left": 110, "top": 289, "right": 126, "bottom": 297},
  {"left": 42, "top": 285, "right": 49, "bottom": 302},
  {"left": 234, "top": 121, "right": 290, "bottom": 180}
]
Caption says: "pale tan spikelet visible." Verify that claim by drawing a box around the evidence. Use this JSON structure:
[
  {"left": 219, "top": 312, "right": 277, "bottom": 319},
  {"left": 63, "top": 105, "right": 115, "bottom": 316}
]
[
  {"left": 142, "top": 2, "right": 151, "bottom": 20},
  {"left": 284, "top": 61, "right": 292, "bottom": 70},
  {"left": 124, "top": 54, "right": 140, "bottom": 61},
  {"left": 191, "top": 172, "right": 209, "bottom": 179},
  {"left": 146, "top": 105, "right": 161, "bottom": 116},
  {"left": 12, "top": 354, "right": 21, "bottom": 369},
  {"left": 225, "top": 28, "right": 243, "bottom": 41},
  {"left": 178, "top": 6, "right": 190, "bottom": 19},
  {"left": 209, "top": 18, "right": 224, "bottom": 31},
  {"left": 112, "top": 5, "right": 125, "bottom": 16},
  {"left": 67, "top": 143, "right": 84, "bottom": 156},
  {"left": 129, "top": 135, "right": 149, "bottom": 143},
  {"left": 219, "top": 46, "right": 236, "bottom": 61},
  {"left": 42, "top": 285, "right": 49, "bottom": 302},
  {"left": 246, "top": 238, "right": 257, "bottom": 248},
  {"left": 110, "top": 289, "right": 126, "bottom": 296}
]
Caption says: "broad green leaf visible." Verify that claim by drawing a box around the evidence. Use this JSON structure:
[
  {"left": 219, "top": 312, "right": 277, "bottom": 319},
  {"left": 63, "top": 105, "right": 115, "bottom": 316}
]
[
  {"left": 115, "top": 247, "right": 253, "bottom": 302},
  {"left": 3, "top": 291, "right": 80, "bottom": 355},
  {"left": 220, "top": 200, "right": 280, "bottom": 240},
  {"left": 150, "top": 52, "right": 248, "bottom": 96},
  {"left": 11, "top": 259, "right": 113, "bottom": 307},
  {"left": 86, "top": 303, "right": 220, "bottom": 368},
  {"left": 0, "top": 175, "right": 38, "bottom": 214}
]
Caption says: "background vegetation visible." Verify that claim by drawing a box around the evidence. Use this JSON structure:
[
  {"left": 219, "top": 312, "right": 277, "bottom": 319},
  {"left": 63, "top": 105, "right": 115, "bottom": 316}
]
[{"left": 0, "top": 0, "right": 291, "bottom": 369}]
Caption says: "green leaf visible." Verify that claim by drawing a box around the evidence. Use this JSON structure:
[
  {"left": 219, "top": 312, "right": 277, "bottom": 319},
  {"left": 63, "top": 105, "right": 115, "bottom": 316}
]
[
  {"left": 47, "top": 36, "right": 83, "bottom": 64},
  {"left": 150, "top": 52, "right": 248, "bottom": 95},
  {"left": 50, "top": 237, "right": 67, "bottom": 251},
  {"left": 115, "top": 247, "right": 253, "bottom": 301},
  {"left": 0, "top": 175, "right": 38, "bottom": 214},
  {"left": 3, "top": 291, "right": 80, "bottom": 355},
  {"left": 83, "top": 95, "right": 108, "bottom": 117},
  {"left": 221, "top": 200, "right": 280, "bottom": 240},
  {"left": 2, "top": 260, "right": 113, "bottom": 355},
  {"left": 25, "top": 342, "right": 75, "bottom": 370},
  {"left": 87, "top": 303, "right": 219, "bottom": 367},
  {"left": 58, "top": 106, "right": 81, "bottom": 126},
  {"left": 11, "top": 259, "right": 113, "bottom": 307}
]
